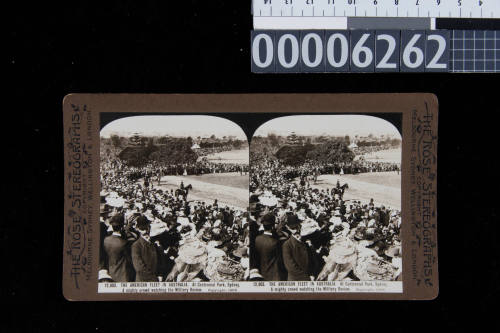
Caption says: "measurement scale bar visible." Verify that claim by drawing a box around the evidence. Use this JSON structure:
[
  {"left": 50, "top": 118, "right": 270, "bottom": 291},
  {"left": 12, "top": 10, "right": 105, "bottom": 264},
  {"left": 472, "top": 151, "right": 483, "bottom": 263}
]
[
  {"left": 252, "top": 0, "right": 500, "bottom": 30},
  {"left": 255, "top": 16, "right": 348, "bottom": 29}
]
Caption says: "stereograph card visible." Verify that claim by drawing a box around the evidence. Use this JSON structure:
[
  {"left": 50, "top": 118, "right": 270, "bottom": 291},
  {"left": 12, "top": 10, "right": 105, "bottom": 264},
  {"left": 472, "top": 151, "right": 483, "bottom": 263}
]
[{"left": 63, "top": 94, "right": 438, "bottom": 300}]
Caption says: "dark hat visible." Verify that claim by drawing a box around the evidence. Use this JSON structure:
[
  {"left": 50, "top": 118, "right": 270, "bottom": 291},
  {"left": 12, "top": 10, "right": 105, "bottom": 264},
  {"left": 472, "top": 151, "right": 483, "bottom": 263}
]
[
  {"left": 261, "top": 213, "right": 276, "bottom": 226},
  {"left": 249, "top": 194, "right": 260, "bottom": 204},
  {"left": 100, "top": 204, "right": 112, "bottom": 216},
  {"left": 135, "top": 215, "right": 150, "bottom": 231},
  {"left": 109, "top": 213, "right": 124, "bottom": 227},
  {"left": 286, "top": 214, "right": 301, "bottom": 228}
]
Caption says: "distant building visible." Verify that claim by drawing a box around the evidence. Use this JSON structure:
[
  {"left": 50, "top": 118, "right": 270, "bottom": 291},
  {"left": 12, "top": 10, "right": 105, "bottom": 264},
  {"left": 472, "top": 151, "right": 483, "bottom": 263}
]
[{"left": 191, "top": 143, "right": 201, "bottom": 150}]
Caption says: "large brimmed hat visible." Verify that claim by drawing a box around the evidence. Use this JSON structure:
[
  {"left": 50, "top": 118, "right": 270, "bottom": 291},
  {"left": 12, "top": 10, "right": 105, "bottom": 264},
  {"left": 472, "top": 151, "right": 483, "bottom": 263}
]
[
  {"left": 232, "top": 246, "right": 248, "bottom": 259},
  {"left": 106, "top": 196, "right": 125, "bottom": 208},
  {"left": 205, "top": 258, "right": 244, "bottom": 281},
  {"left": 207, "top": 240, "right": 223, "bottom": 248},
  {"left": 300, "top": 219, "right": 320, "bottom": 237},
  {"left": 150, "top": 221, "right": 169, "bottom": 237},
  {"left": 329, "top": 238, "right": 357, "bottom": 264},
  {"left": 259, "top": 194, "right": 278, "bottom": 207},
  {"left": 384, "top": 245, "right": 401, "bottom": 258},
  {"left": 353, "top": 226, "right": 367, "bottom": 240},
  {"left": 177, "top": 238, "right": 207, "bottom": 265},
  {"left": 354, "top": 253, "right": 397, "bottom": 281}
]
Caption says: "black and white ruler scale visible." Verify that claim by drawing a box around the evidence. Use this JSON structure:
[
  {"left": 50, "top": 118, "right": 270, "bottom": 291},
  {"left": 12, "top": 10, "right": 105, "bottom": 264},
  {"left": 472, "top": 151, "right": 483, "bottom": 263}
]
[{"left": 250, "top": 0, "right": 500, "bottom": 73}]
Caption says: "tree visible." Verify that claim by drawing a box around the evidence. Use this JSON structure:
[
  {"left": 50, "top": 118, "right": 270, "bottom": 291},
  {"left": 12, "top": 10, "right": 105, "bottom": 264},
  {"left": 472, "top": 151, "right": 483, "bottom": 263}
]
[
  {"left": 268, "top": 133, "right": 280, "bottom": 147},
  {"left": 306, "top": 140, "right": 355, "bottom": 164},
  {"left": 286, "top": 132, "right": 301, "bottom": 146},
  {"left": 275, "top": 144, "right": 314, "bottom": 166},
  {"left": 117, "top": 137, "right": 199, "bottom": 166},
  {"left": 157, "top": 136, "right": 170, "bottom": 145},
  {"left": 110, "top": 134, "right": 122, "bottom": 148}
]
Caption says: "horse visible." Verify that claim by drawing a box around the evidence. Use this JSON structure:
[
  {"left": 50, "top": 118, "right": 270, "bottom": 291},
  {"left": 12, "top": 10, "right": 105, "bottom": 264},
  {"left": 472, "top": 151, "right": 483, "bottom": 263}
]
[
  {"left": 332, "top": 183, "right": 349, "bottom": 196},
  {"left": 175, "top": 184, "right": 193, "bottom": 201},
  {"left": 339, "top": 183, "right": 349, "bottom": 195}
]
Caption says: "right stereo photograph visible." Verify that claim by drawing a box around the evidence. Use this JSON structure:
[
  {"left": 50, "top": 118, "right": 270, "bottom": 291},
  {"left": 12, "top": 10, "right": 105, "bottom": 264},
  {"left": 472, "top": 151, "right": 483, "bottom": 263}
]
[{"left": 249, "top": 114, "right": 402, "bottom": 283}]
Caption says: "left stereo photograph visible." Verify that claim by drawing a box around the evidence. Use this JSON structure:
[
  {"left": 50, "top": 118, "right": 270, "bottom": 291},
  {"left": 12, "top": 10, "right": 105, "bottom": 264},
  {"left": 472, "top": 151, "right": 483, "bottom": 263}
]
[
  {"left": 98, "top": 114, "right": 249, "bottom": 283},
  {"left": 98, "top": 115, "right": 250, "bottom": 285}
]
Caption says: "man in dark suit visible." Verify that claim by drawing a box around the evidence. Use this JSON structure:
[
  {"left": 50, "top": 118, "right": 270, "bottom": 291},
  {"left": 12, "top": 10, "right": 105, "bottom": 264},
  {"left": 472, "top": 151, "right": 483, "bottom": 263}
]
[
  {"left": 254, "top": 214, "right": 285, "bottom": 281},
  {"left": 103, "top": 214, "right": 134, "bottom": 282},
  {"left": 131, "top": 216, "right": 159, "bottom": 282},
  {"left": 282, "top": 214, "right": 314, "bottom": 281}
]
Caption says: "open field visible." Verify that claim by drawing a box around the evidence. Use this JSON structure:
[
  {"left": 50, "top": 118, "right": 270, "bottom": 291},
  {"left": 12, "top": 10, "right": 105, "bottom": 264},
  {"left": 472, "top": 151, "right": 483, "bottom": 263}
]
[
  {"left": 356, "top": 148, "right": 402, "bottom": 164},
  {"left": 310, "top": 172, "right": 401, "bottom": 210},
  {"left": 181, "top": 173, "right": 248, "bottom": 190},
  {"left": 199, "top": 148, "right": 249, "bottom": 164},
  {"left": 155, "top": 172, "right": 248, "bottom": 210}
]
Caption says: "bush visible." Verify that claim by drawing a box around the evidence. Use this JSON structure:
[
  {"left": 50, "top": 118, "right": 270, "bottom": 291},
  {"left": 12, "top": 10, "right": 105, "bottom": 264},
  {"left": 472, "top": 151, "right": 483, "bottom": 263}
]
[
  {"left": 306, "top": 140, "right": 355, "bottom": 164},
  {"left": 275, "top": 144, "right": 315, "bottom": 166},
  {"left": 117, "top": 137, "right": 197, "bottom": 166},
  {"left": 274, "top": 140, "right": 354, "bottom": 166}
]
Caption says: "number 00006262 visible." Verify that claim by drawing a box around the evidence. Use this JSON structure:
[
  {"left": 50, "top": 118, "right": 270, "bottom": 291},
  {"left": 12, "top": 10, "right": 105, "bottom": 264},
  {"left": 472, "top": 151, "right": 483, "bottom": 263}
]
[{"left": 251, "top": 30, "right": 450, "bottom": 73}]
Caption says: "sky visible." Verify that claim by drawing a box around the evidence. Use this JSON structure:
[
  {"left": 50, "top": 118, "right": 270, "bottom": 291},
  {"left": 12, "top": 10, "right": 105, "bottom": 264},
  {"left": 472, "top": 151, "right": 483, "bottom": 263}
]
[
  {"left": 100, "top": 115, "right": 247, "bottom": 139},
  {"left": 254, "top": 115, "right": 401, "bottom": 138}
]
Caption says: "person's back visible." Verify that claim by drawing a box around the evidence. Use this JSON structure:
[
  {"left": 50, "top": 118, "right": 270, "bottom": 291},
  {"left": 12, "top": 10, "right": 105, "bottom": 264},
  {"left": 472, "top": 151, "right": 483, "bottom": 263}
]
[
  {"left": 131, "top": 236, "right": 158, "bottom": 282},
  {"left": 282, "top": 236, "right": 311, "bottom": 281},
  {"left": 104, "top": 234, "right": 133, "bottom": 282},
  {"left": 255, "top": 233, "right": 283, "bottom": 281}
]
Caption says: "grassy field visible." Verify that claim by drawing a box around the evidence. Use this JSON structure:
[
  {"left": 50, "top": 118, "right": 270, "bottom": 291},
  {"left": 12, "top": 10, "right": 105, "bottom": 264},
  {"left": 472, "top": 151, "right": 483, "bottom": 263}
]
[
  {"left": 356, "top": 148, "right": 402, "bottom": 164},
  {"left": 182, "top": 173, "right": 248, "bottom": 190},
  {"left": 200, "top": 148, "right": 249, "bottom": 164},
  {"left": 311, "top": 172, "right": 401, "bottom": 210},
  {"left": 157, "top": 173, "right": 249, "bottom": 210}
]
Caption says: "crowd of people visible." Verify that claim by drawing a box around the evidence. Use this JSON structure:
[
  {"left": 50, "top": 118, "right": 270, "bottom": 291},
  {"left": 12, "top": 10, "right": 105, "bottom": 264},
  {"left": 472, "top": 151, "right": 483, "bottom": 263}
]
[
  {"left": 101, "top": 160, "right": 248, "bottom": 186},
  {"left": 354, "top": 144, "right": 400, "bottom": 155},
  {"left": 195, "top": 144, "right": 245, "bottom": 157},
  {"left": 290, "top": 160, "right": 400, "bottom": 178},
  {"left": 249, "top": 159, "right": 402, "bottom": 282},
  {"left": 98, "top": 161, "right": 250, "bottom": 283}
]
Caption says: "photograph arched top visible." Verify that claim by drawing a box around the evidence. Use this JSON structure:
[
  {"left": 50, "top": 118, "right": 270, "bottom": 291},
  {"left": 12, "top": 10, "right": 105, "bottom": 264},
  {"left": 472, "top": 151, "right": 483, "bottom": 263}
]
[
  {"left": 251, "top": 114, "right": 402, "bottom": 167},
  {"left": 101, "top": 115, "right": 248, "bottom": 141},
  {"left": 253, "top": 115, "right": 402, "bottom": 141},
  {"left": 100, "top": 115, "right": 249, "bottom": 166}
]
